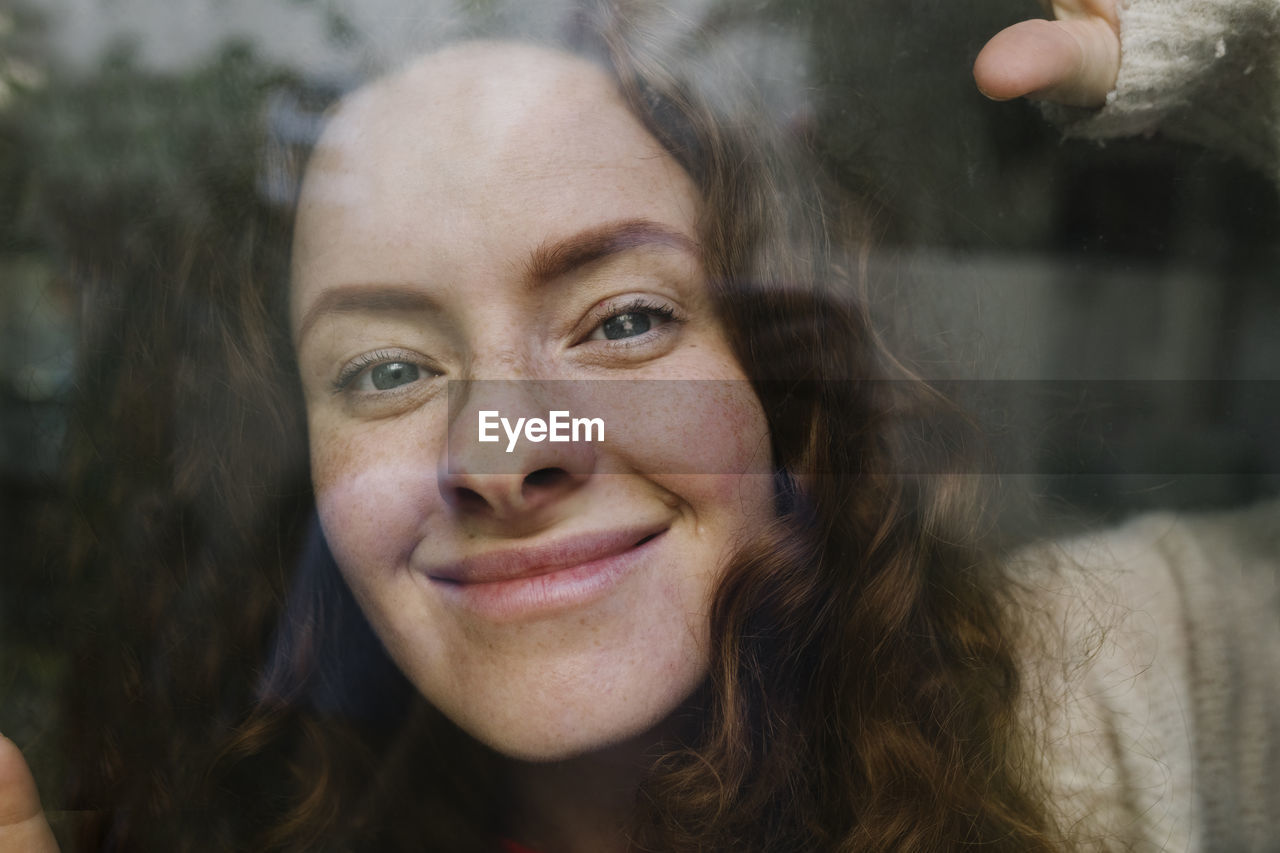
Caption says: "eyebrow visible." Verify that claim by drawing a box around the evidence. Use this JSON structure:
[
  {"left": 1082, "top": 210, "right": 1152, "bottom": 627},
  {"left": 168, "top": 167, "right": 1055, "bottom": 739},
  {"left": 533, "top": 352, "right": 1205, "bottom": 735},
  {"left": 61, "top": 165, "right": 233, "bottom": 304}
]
[
  {"left": 525, "top": 219, "right": 700, "bottom": 287},
  {"left": 295, "top": 219, "right": 700, "bottom": 343},
  {"left": 295, "top": 284, "right": 441, "bottom": 345}
]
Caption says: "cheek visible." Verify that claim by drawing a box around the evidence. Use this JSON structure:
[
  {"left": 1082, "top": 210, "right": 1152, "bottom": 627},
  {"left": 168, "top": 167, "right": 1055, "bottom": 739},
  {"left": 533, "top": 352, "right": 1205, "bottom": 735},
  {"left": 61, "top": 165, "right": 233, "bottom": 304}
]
[
  {"left": 626, "top": 381, "right": 777, "bottom": 569},
  {"left": 308, "top": 416, "right": 437, "bottom": 579},
  {"left": 602, "top": 378, "right": 773, "bottom": 479}
]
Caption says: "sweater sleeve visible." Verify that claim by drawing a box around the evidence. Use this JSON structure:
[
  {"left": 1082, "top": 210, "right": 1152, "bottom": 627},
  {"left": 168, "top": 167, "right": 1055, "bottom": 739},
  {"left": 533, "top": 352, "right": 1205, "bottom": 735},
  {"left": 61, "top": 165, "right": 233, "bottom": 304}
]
[
  {"left": 1014, "top": 500, "right": 1280, "bottom": 850},
  {"left": 1043, "top": 0, "right": 1280, "bottom": 180}
]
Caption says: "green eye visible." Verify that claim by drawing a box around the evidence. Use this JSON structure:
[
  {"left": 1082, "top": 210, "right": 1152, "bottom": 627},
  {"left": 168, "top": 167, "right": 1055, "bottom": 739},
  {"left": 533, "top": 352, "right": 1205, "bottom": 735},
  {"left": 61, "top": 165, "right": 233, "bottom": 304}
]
[
  {"left": 370, "top": 361, "right": 420, "bottom": 390},
  {"left": 601, "top": 312, "right": 653, "bottom": 339},
  {"left": 587, "top": 299, "right": 678, "bottom": 343}
]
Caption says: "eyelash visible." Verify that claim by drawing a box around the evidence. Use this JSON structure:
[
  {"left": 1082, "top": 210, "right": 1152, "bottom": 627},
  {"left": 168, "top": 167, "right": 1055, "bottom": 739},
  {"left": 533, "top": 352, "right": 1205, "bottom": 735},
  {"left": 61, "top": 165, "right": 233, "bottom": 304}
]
[
  {"left": 585, "top": 297, "right": 680, "bottom": 344},
  {"left": 331, "top": 348, "right": 433, "bottom": 394},
  {"left": 329, "top": 297, "right": 680, "bottom": 394}
]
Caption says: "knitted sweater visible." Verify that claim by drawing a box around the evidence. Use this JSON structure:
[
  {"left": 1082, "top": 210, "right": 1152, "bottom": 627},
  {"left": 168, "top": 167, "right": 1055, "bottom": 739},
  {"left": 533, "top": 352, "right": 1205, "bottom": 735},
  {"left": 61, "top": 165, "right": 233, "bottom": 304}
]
[
  {"left": 1047, "top": 0, "right": 1280, "bottom": 180},
  {"left": 1017, "top": 500, "right": 1280, "bottom": 850},
  {"left": 1027, "top": 4, "right": 1280, "bottom": 848}
]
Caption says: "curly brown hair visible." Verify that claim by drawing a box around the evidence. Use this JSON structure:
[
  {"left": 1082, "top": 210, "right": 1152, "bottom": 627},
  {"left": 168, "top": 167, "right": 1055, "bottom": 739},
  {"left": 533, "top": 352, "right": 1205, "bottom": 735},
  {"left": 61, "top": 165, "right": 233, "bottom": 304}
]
[{"left": 61, "top": 2, "right": 1063, "bottom": 850}]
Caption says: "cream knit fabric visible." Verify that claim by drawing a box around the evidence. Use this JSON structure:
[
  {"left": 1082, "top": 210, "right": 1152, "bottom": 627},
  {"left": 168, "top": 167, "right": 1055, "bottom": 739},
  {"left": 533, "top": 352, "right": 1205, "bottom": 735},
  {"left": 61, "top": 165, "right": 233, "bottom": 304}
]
[
  {"left": 1016, "top": 500, "right": 1280, "bottom": 850},
  {"left": 1025, "top": 6, "right": 1280, "bottom": 848},
  {"left": 1047, "top": 0, "right": 1280, "bottom": 179}
]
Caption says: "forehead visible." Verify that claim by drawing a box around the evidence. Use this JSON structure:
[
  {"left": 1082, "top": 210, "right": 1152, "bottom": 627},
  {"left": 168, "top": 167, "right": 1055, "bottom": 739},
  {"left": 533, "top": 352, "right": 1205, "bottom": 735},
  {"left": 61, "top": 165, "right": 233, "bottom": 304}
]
[
  {"left": 290, "top": 41, "right": 700, "bottom": 318},
  {"left": 318, "top": 42, "right": 633, "bottom": 174}
]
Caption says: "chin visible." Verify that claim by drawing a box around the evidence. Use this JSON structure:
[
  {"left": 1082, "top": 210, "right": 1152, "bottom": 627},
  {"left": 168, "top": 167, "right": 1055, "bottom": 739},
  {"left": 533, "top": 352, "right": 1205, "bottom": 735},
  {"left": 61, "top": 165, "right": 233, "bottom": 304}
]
[
  {"left": 477, "top": 719, "right": 680, "bottom": 766},
  {"left": 448, "top": 662, "right": 709, "bottom": 765}
]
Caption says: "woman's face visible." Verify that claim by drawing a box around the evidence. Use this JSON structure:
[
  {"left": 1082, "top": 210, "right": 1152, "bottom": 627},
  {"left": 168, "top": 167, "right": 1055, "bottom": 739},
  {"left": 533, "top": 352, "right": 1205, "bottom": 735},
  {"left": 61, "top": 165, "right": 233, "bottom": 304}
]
[{"left": 290, "top": 42, "right": 775, "bottom": 762}]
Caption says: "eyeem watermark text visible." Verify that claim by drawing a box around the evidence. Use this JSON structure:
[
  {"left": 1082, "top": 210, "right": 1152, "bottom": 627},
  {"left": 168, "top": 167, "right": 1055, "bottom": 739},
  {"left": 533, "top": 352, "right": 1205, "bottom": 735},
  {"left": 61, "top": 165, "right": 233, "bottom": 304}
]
[{"left": 479, "top": 410, "right": 605, "bottom": 453}]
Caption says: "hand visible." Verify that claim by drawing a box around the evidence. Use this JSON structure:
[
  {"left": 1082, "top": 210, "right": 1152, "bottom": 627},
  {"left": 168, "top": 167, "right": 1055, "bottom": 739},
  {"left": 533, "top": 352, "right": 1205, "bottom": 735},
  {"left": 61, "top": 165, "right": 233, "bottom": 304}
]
[
  {"left": 973, "top": 1, "right": 1121, "bottom": 107},
  {"left": 0, "top": 736, "right": 59, "bottom": 852}
]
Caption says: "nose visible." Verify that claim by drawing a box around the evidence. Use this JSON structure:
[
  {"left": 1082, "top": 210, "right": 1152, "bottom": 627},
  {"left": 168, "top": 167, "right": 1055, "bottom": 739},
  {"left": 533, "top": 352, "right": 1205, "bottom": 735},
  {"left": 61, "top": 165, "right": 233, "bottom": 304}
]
[{"left": 439, "top": 380, "right": 597, "bottom": 522}]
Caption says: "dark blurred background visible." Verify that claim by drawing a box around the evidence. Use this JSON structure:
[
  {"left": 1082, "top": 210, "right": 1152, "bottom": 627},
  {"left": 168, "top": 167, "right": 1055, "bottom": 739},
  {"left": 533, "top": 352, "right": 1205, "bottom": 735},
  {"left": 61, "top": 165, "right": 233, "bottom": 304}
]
[{"left": 2, "top": 0, "right": 1276, "bottom": 813}]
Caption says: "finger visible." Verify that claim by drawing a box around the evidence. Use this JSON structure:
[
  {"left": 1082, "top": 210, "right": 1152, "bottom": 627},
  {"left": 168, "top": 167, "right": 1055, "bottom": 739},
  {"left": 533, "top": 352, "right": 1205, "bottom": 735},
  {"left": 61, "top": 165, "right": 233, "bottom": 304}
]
[
  {"left": 0, "top": 736, "right": 59, "bottom": 853},
  {"left": 974, "top": 17, "right": 1120, "bottom": 107}
]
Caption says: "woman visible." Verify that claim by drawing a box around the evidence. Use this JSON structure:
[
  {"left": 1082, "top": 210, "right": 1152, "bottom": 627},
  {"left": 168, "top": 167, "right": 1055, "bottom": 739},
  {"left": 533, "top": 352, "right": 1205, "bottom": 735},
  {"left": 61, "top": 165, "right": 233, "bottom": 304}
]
[{"left": 3, "top": 0, "right": 1277, "bottom": 850}]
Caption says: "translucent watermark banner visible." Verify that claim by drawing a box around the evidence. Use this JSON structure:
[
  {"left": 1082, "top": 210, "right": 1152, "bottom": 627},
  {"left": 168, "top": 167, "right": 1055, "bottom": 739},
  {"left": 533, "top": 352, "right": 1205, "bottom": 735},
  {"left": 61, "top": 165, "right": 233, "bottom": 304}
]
[{"left": 443, "top": 379, "right": 1280, "bottom": 476}]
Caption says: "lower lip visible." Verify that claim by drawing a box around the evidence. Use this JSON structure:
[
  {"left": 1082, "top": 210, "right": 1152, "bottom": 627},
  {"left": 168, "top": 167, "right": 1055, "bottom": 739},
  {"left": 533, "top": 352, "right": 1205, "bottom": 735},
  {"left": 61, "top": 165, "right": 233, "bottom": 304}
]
[{"left": 429, "top": 531, "right": 666, "bottom": 621}]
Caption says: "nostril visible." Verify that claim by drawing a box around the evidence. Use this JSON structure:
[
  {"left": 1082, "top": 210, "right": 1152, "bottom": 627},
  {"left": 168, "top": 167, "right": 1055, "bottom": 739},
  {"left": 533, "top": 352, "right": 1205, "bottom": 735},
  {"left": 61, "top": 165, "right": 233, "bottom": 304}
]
[
  {"left": 523, "top": 467, "right": 569, "bottom": 490},
  {"left": 452, "top": 486, "right": 488, "bottom": 513}
]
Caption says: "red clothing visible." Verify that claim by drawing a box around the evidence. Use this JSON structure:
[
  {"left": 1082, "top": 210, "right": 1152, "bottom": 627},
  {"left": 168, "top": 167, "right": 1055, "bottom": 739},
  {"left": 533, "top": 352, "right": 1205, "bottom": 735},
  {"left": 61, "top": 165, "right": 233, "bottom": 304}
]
[{"left": 501, "top": 840, "right": 541, "bottom": 853}]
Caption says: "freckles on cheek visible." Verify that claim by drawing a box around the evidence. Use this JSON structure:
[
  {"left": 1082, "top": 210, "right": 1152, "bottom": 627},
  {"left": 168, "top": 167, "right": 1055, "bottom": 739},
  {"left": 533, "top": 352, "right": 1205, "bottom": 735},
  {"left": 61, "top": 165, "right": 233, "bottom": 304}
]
[
  {"left": 699, "top": 386, "right": 773, "bottom": 474},
  {"left": 623, "top": 382, "right": 770, "bottom": 476},
  {"left": 310, "top": 430, "right": 432, "bottom": 577}
]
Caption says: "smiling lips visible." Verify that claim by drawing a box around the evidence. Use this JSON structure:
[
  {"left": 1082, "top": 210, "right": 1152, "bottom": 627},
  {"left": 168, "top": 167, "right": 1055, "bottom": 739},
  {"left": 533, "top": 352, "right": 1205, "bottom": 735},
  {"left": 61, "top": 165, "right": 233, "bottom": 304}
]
[{"left": 425, "top": 526, "right": 668, "bottom": 620}]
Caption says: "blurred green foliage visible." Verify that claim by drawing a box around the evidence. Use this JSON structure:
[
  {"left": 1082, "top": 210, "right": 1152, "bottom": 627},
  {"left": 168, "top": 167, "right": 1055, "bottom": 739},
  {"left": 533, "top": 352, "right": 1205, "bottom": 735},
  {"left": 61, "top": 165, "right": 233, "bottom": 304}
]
[
  {"left": 3, "top": 39, "right": 295, "bottom": 266},
  {"left": 0, "top": 21, "right": 296, "bottom": 814}
]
